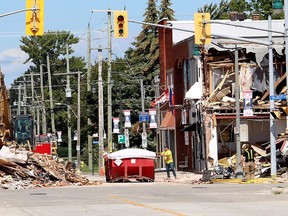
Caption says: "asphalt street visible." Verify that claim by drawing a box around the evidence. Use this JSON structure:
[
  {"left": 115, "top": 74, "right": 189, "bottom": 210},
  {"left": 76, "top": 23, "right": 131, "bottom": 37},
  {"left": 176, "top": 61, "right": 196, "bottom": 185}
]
[{"left": 0, "top": 179, "right": 288, "bottom": 216}]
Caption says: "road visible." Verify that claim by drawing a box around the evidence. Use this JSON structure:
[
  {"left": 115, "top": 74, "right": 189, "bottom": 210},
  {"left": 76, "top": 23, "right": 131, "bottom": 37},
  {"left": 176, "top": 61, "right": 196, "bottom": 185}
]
[{"left": 0, "top": 182, "right": 288, "bottom": 216}]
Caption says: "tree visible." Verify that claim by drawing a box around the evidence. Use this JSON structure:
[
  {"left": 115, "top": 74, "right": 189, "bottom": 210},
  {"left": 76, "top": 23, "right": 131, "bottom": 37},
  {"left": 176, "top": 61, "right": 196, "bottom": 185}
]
[
  {"left": 131, "top": 0, "right": 159, "bottom": 78},
  {"left": 14, "top": 31, "right": 87, "bottom": 155},
  {"left": 20, "top": 31, "right": 79, "bottom": 66},
  {"left": 249, "top": 0, "right": 283, "bottom": 19},
  {"left": 198, "top": 0, "right": 229, "bottom": 19},
  {"left": 229, "top": 0, "right": 250, "bottom": 13},
  {"left": 199, "top": 0, "right": 283, "bottom": 20},
  {"left": 159, "top": 0, "right": 176, "bottom": 21}
]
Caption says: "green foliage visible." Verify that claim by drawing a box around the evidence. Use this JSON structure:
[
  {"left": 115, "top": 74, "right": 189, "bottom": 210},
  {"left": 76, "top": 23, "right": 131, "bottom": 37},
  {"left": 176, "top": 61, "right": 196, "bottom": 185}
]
[
  {"left": 57, "top": 146, "right": 76, "bottom": 158},
  {"left": 198, "top": 0, "right": 230, "bottom": 19},
  {"left": 249, "top": 0, "right": 284, "bottom": 19},
  {"left": 20, "top": 31, "right": 79, "bottom": 66},
  {"left": 229, "top": 0, "right": 250, "bottom": 13},
  {"left": 159, "top": 0, "right": 176, "bottom": 21},
  {"left": 198, "top": 0, "right": 283, "bottom": 20}
]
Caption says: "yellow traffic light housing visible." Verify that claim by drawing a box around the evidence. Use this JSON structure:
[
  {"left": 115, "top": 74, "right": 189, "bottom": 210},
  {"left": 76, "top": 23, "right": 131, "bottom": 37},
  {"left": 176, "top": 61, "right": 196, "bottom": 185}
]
[
  {"left": 114, "top": 10, "right": 128, "bottom": 38},
  {"left": 26, "top": 0, "right": 44, "bottom": 36},
  {"left": 194, "top": 13, "right": 211, "bottom": 45}
]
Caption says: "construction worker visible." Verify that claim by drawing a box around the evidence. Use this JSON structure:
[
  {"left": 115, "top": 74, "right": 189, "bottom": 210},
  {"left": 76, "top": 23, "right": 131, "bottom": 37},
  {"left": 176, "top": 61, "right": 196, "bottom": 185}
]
[
  {"left": 239, "top": 144, "right": 257, "bottom": 181},
  {"left": 160, "top": 145, "right": 177, "bottom": 180}
]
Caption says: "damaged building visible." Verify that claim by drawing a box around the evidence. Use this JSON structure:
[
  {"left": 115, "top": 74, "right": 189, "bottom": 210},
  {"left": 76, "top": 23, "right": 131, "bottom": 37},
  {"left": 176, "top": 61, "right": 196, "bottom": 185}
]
[{"left": 158, "top": 16, "right": 288, "bottom": 176}]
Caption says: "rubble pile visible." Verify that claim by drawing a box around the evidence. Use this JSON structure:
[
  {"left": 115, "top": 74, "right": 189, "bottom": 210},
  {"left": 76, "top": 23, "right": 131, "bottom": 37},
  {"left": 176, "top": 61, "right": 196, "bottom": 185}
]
[{"left": 0, "top": 144, "right": 94, "bottom": 190}]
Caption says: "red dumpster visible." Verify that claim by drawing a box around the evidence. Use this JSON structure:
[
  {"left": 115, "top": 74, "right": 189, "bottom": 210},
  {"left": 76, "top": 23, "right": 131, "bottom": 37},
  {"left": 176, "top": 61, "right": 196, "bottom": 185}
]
[{"left": 105, "top": 148, "right": 156, "bottom": 182}]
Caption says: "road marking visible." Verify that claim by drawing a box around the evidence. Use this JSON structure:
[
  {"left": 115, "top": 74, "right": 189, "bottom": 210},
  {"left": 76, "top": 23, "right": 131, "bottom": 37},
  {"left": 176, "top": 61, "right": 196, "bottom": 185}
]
[{"left": 110, "top": 195, "right": 186, "bottom": 216}]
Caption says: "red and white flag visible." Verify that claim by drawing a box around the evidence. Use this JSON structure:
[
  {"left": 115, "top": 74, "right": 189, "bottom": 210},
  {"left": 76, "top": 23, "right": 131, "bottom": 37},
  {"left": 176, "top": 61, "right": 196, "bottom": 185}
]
[{"left": 151, "top": 89, "right": 168, "bottom": 107}]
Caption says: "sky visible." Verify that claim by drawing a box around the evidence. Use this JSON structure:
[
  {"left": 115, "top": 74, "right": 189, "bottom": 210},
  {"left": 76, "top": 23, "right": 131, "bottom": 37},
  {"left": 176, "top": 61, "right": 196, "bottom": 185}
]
[{"left": 0, "top": 0, "right": 219, "bottom": 87}]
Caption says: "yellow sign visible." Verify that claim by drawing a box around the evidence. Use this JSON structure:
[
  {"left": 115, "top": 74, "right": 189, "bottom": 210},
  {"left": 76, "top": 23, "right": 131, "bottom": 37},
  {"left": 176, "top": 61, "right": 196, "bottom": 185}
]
[{"left": 26, "top": 0, "right": 44, "bottom": 36}]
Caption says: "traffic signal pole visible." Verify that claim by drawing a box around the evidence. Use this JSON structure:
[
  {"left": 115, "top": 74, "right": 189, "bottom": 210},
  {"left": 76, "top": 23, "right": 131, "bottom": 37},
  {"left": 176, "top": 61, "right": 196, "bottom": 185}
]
[
  {"left": 0, "top": 8, "right": 33, "bottom": 18},
  {"left": 128, "top": 19, "right": 270, "bottom": 46},
  {"left": 107, "top": 11, "right": 113, "bottom": 153},
  {"left": 98, "top": 47, "right": 105, "bottom": 176}
]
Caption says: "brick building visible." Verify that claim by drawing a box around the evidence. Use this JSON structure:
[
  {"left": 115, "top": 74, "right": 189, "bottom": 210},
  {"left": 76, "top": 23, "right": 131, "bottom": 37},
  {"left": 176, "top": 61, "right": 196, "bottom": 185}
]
[{"left": 157, "top": 17, "right": 286, "bottom": 173}]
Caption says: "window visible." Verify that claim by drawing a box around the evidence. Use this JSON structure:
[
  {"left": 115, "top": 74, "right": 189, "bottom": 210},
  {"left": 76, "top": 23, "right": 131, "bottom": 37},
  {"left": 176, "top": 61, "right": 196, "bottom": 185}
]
[
  {"left": 183, "top": 61, "right": 188, "bottom": 93},
  {"left": 166, "top": 68, "right": 173, "bottom": 87}
]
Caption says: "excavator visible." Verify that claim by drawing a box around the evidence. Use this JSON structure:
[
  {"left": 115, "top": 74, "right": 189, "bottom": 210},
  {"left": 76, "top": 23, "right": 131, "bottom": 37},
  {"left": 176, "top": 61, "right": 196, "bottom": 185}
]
[
  {"left": 0, "top": 72, "right": 11, "bottom": 146},
  {"left": 0, "top": 72, "right": 34, "bottom": 147}
]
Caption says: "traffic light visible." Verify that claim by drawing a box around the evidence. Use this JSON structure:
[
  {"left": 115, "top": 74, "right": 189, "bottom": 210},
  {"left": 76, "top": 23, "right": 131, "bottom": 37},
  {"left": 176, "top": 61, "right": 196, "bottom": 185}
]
[
  {"left": 194, "top": 13, "right": 211, "bottom": 45},
  {"left": 26, "top": 0, "right": 44, "bottom": 36},
  {"left": 114, "top": 10, "right": 128, "bottom": 38}
]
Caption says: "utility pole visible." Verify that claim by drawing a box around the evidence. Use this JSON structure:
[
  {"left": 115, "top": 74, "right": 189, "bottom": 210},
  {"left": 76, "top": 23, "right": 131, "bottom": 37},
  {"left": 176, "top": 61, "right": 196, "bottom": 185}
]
[
  {"left": 76, "top": 71, "right": 81, "bottom": 171},
  {"left": 98, "top": 46, "right": 104, "bottom": 176},
  {"left": 268, "top": 16, "right": 276, "bottom": 177},
  {"left": 17, "top": 84, "right": 21, "bottom": 115},
  {"left": 30, "top": 72, "right": 37, "bottom": 136},
  {"left": 107, "top": 11, "right": 113, "bottom": 153},
  {"left": 40, "top": 64, "right": 47, "bottom": 135},
  {"left": 87, "top": 22, "right": 92, "bottom": 92},
  {"left": 87, "top": 23, "right": 93, "bottom": 170},
  {"left": 235, "top": 45, "right": 241, "bottom": 174},
  {"left": 118, "top": 84, "right": 124, "bottom": 149},
  {"left": 47, "top": 54, "right": 55, "bottom": 133},
  {"left": 23, "top": 78, "right": 27, "bottom": 115},
  {"left": 54, "top": 71, "right": 82, "bottom": 170},
  {"left": 66, "top": 45, "right": 72, "bottom": 162},
  {"left": 141, "top": 79, "right": 147, "bottom": 149},
  {"left": 154, "top": 75, "right": 161, "bottom": 168},
  {"left": 36, "top": 108, "right": 40, "bottom": 135},
  {"left": 91, "top": 9, "right": 113, "bottom": 152}
]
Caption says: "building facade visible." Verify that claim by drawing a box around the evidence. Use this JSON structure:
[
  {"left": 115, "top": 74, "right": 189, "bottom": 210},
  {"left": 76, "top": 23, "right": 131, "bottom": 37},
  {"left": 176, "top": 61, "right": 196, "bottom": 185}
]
[{"left": 158, "top": 17, "right": 287, "bottom": 173}]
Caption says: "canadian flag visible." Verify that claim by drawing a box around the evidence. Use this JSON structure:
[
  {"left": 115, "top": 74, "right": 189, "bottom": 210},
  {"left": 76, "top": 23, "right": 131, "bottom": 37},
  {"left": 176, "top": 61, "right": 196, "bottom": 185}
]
[{"left": 151, "top": 89, "right": 168, "bottom": 107}]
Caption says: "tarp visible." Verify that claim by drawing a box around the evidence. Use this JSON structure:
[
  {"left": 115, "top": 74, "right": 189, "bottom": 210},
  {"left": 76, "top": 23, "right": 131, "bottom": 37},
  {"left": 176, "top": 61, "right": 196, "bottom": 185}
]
[
  {"left": 107, "top": 148, "right": 156, "bottom": 160},
  {"left": 185, "top": 82, "right": 202, "bottom": 100}
]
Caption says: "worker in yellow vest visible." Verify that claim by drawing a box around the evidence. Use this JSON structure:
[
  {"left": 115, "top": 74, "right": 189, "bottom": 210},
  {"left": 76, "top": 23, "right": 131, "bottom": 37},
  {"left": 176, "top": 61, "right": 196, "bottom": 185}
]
[
  {"left": 239, "top": 144, "right": 257, "bottom": 181},
  {"left": 160, "top": 145, "right": 177, "bottom": 179}
]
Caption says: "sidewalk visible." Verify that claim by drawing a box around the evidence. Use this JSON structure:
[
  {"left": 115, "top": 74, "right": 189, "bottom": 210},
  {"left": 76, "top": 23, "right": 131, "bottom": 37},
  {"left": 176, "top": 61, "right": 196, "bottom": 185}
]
[{"left": 82, "top": 171, "right": 203, "bottom": 183}]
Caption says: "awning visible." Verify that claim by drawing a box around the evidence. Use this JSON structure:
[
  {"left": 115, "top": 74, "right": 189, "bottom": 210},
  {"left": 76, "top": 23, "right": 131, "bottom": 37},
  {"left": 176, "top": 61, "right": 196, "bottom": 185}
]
[
  {"left": 181, "top": 123, "right": 196, "bottom": 131},
  {"left": 185, "top": 82, "right": 202, "bottom": 100},
  {"left": 159, "top": 111, "right": 175, "bottom": 130}
]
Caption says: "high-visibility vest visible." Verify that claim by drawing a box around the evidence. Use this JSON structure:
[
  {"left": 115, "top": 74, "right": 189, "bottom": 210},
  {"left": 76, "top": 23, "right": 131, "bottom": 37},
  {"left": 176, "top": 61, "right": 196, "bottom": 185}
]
[
  {"left": 245, "top": 149, "right": 254, "bottom": 162},
  {"left": 161, "top": 149, "right": 173, "bottom": 164}
]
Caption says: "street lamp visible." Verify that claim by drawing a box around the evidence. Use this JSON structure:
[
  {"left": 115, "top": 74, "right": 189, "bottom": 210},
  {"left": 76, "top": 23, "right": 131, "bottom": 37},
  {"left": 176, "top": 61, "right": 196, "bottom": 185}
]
[
  {"left": 273, "top": 0, "right": 284, "bottom": 14},
  {"left": 54, "top": 71, "right": 81, "bottom": 171}
]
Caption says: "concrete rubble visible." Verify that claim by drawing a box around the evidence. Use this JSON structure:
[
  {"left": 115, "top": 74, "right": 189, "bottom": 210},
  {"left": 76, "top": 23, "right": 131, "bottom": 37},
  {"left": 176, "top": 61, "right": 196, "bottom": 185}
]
[
  {"left": 154, "top": 171, "right": 288, "bottom": 186},
  {"left": 0, "top": 143, "right": 100, "bottom": 190}
]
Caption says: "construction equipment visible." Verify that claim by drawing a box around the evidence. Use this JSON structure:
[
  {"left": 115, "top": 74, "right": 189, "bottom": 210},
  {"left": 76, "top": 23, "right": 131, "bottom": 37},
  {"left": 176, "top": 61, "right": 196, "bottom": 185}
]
[
  {"left": 0, "top": 73, "right": 11, "bottom": 146},
  {"left": 10, "top": 114, "right": 34, "bottom": 146},
  {"left": 0, "top": 72, "right": 34, "bottom": 147}
]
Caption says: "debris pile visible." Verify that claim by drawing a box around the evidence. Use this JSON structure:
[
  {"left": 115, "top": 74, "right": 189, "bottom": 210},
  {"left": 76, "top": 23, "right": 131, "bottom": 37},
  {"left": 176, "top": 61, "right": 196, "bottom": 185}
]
[{"left": 0, "top": 144, "right": 95, "bottom": 189}]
